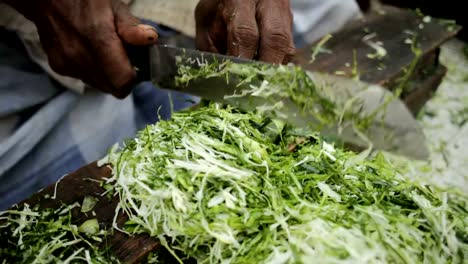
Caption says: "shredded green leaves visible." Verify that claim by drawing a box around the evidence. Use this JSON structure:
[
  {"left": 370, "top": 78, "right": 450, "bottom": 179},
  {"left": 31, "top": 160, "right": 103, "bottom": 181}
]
[
  {"left": 175, "top": 58, "right": 340, "bottom": 130},
  {"left": 0, "top": 203, "right": 117, "bottom": 263},
  {"left": 107, "top": 103, "right": 468, "bottom": 263},
  {"left": 81, "top": 196, "right": 99, "bottom": 213},
  {"left": 310, "top": 34, "right": 333, "bottom": 63},
  {"left": 79, "top": 219, "right": 100, "bottom": 235},
  {"left": 2, "top": 47, "right": 467, "bottom": 263},
  {"left": 174, "top": 56, "right": 390, "bottom": 146}
]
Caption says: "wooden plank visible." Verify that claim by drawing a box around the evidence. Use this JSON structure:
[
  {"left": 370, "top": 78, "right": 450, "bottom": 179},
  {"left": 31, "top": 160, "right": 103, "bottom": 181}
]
[
  {"left": 403, "top": 63, "right": 446, "bottom": 114},
  {"left": 295, "top": 5, "right": 459, "bottom": 84},
  {"left": 293, "top": 5, "right": 460, "bottom": 114},
  {"left": 20, "top": 162, "right": 159, "bottom": 263}
]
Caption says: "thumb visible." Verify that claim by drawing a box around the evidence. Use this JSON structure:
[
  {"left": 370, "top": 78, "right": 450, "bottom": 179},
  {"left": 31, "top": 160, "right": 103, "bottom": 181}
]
[{"left": 113, "top": 1, "right": 158, "bottom": 45}]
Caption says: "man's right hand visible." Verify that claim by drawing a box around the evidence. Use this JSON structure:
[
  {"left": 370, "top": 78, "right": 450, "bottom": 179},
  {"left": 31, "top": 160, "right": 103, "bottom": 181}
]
[{"left": 5, "top": 0, "right": 158, "bottom": 98}]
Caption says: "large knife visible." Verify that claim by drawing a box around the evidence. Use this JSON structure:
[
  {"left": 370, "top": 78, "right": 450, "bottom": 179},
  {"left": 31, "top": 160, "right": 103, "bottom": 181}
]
[{"left": 129, "top": 44, "right": 429, "bottom": 160}]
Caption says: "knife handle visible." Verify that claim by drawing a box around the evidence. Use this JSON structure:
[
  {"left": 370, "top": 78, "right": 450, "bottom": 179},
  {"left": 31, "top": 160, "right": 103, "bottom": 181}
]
[{"left": 126, "top": 45, "right": 152, "bottom": 83}]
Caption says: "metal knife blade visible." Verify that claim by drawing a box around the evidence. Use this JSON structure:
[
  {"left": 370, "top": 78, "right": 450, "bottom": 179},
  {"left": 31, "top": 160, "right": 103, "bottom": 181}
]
[{"left": 132, "top": 44, "right": 429, "bottom": 160}]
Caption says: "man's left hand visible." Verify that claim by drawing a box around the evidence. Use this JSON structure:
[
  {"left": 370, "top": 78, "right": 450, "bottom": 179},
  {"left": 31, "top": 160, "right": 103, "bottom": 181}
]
[{"left": 195, "top": 0, "right": 295, "bottom": 64}]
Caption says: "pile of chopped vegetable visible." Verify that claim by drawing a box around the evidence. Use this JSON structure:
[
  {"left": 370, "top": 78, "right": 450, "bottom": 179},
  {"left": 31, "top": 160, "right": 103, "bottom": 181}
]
[
  {"left": 175, "top": 58, "right": 341, "bottom": 130},
  {"left": 0, "top": 203, "right": 116, "bottom": 263},
  {"left": 103, "top": 102, "right": 468, "bottom": 263},
  {"left": 2, "top": 46, "right": 467, "bottom": 263},
  {"left": 174, "top": 55, "right": 408, "bottom": 152}
]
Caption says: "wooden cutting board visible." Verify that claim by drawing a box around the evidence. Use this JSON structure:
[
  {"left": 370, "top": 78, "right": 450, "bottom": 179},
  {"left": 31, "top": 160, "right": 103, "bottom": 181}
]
[
  {"left": 16, "top": 6, "right": 461, "bottom": 263},
  {"left": 295, "top": 5, "right": 460, "bottom": 114}
]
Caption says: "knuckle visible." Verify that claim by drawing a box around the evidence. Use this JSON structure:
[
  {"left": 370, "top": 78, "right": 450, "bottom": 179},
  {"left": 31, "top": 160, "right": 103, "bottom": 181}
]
[
  {"left": 234, "top": 24, "right": 259, "bottom": 43},
  {"left": 263, "top": 24, "right": 291, "bottom": 46}
]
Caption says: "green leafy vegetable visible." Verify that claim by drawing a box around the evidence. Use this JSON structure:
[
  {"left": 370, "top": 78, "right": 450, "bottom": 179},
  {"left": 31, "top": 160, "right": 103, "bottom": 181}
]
[
  {"left": 174, "top": 55, "right": 390, "bottom": 138},
  {"left": 81, "top": 196, "right": 99, "bottom": 213},
  {"left": 363, "top": 33, "right": 387, "bottom": 60},
  {"left": 0, "top": 204, "right": 116, "bottom": 263},
  {"left": 310, "top": 34, "right": 333, "bottom": 63},
  {"left": 175, "top": 58, "right": 339, "bottom": 128},
  {"left": 106, "top": 103, "right": 468, "bottom": 263},
  {"left": 450, "top": 106, "right": 468, "bottom": 127},
  {"left": 79, "top": 219, "right": 100, "bottom": 235}
]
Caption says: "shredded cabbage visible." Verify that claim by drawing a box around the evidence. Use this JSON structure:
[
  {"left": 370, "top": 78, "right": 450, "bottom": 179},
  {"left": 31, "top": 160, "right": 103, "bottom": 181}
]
[
  {"left": 106, "top": 103, "right": 468, "bottom": 263},
  {"left": 0, "top": 203, "right": 117, "bottom": 263}
]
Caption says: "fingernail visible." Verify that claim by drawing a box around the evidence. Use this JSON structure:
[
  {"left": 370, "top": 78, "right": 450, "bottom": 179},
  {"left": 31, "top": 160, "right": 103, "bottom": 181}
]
[{"left": 137, "top": 24, "right": 157, "bottom": 33}]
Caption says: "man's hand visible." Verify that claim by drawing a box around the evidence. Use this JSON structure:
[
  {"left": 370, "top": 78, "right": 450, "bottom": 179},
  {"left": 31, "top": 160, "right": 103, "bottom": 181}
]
[
  {"left": 195, "top": 0, "right": 295, "bottom": 64},
  {"left": 6, "top": 0, "right": 158, "bottom": 98}
]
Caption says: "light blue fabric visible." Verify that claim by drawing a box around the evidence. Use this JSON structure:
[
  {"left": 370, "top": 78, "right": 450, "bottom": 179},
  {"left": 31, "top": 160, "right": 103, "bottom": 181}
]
[{"left": 0, "top": 26, "right": 197, "bottom": 210}]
